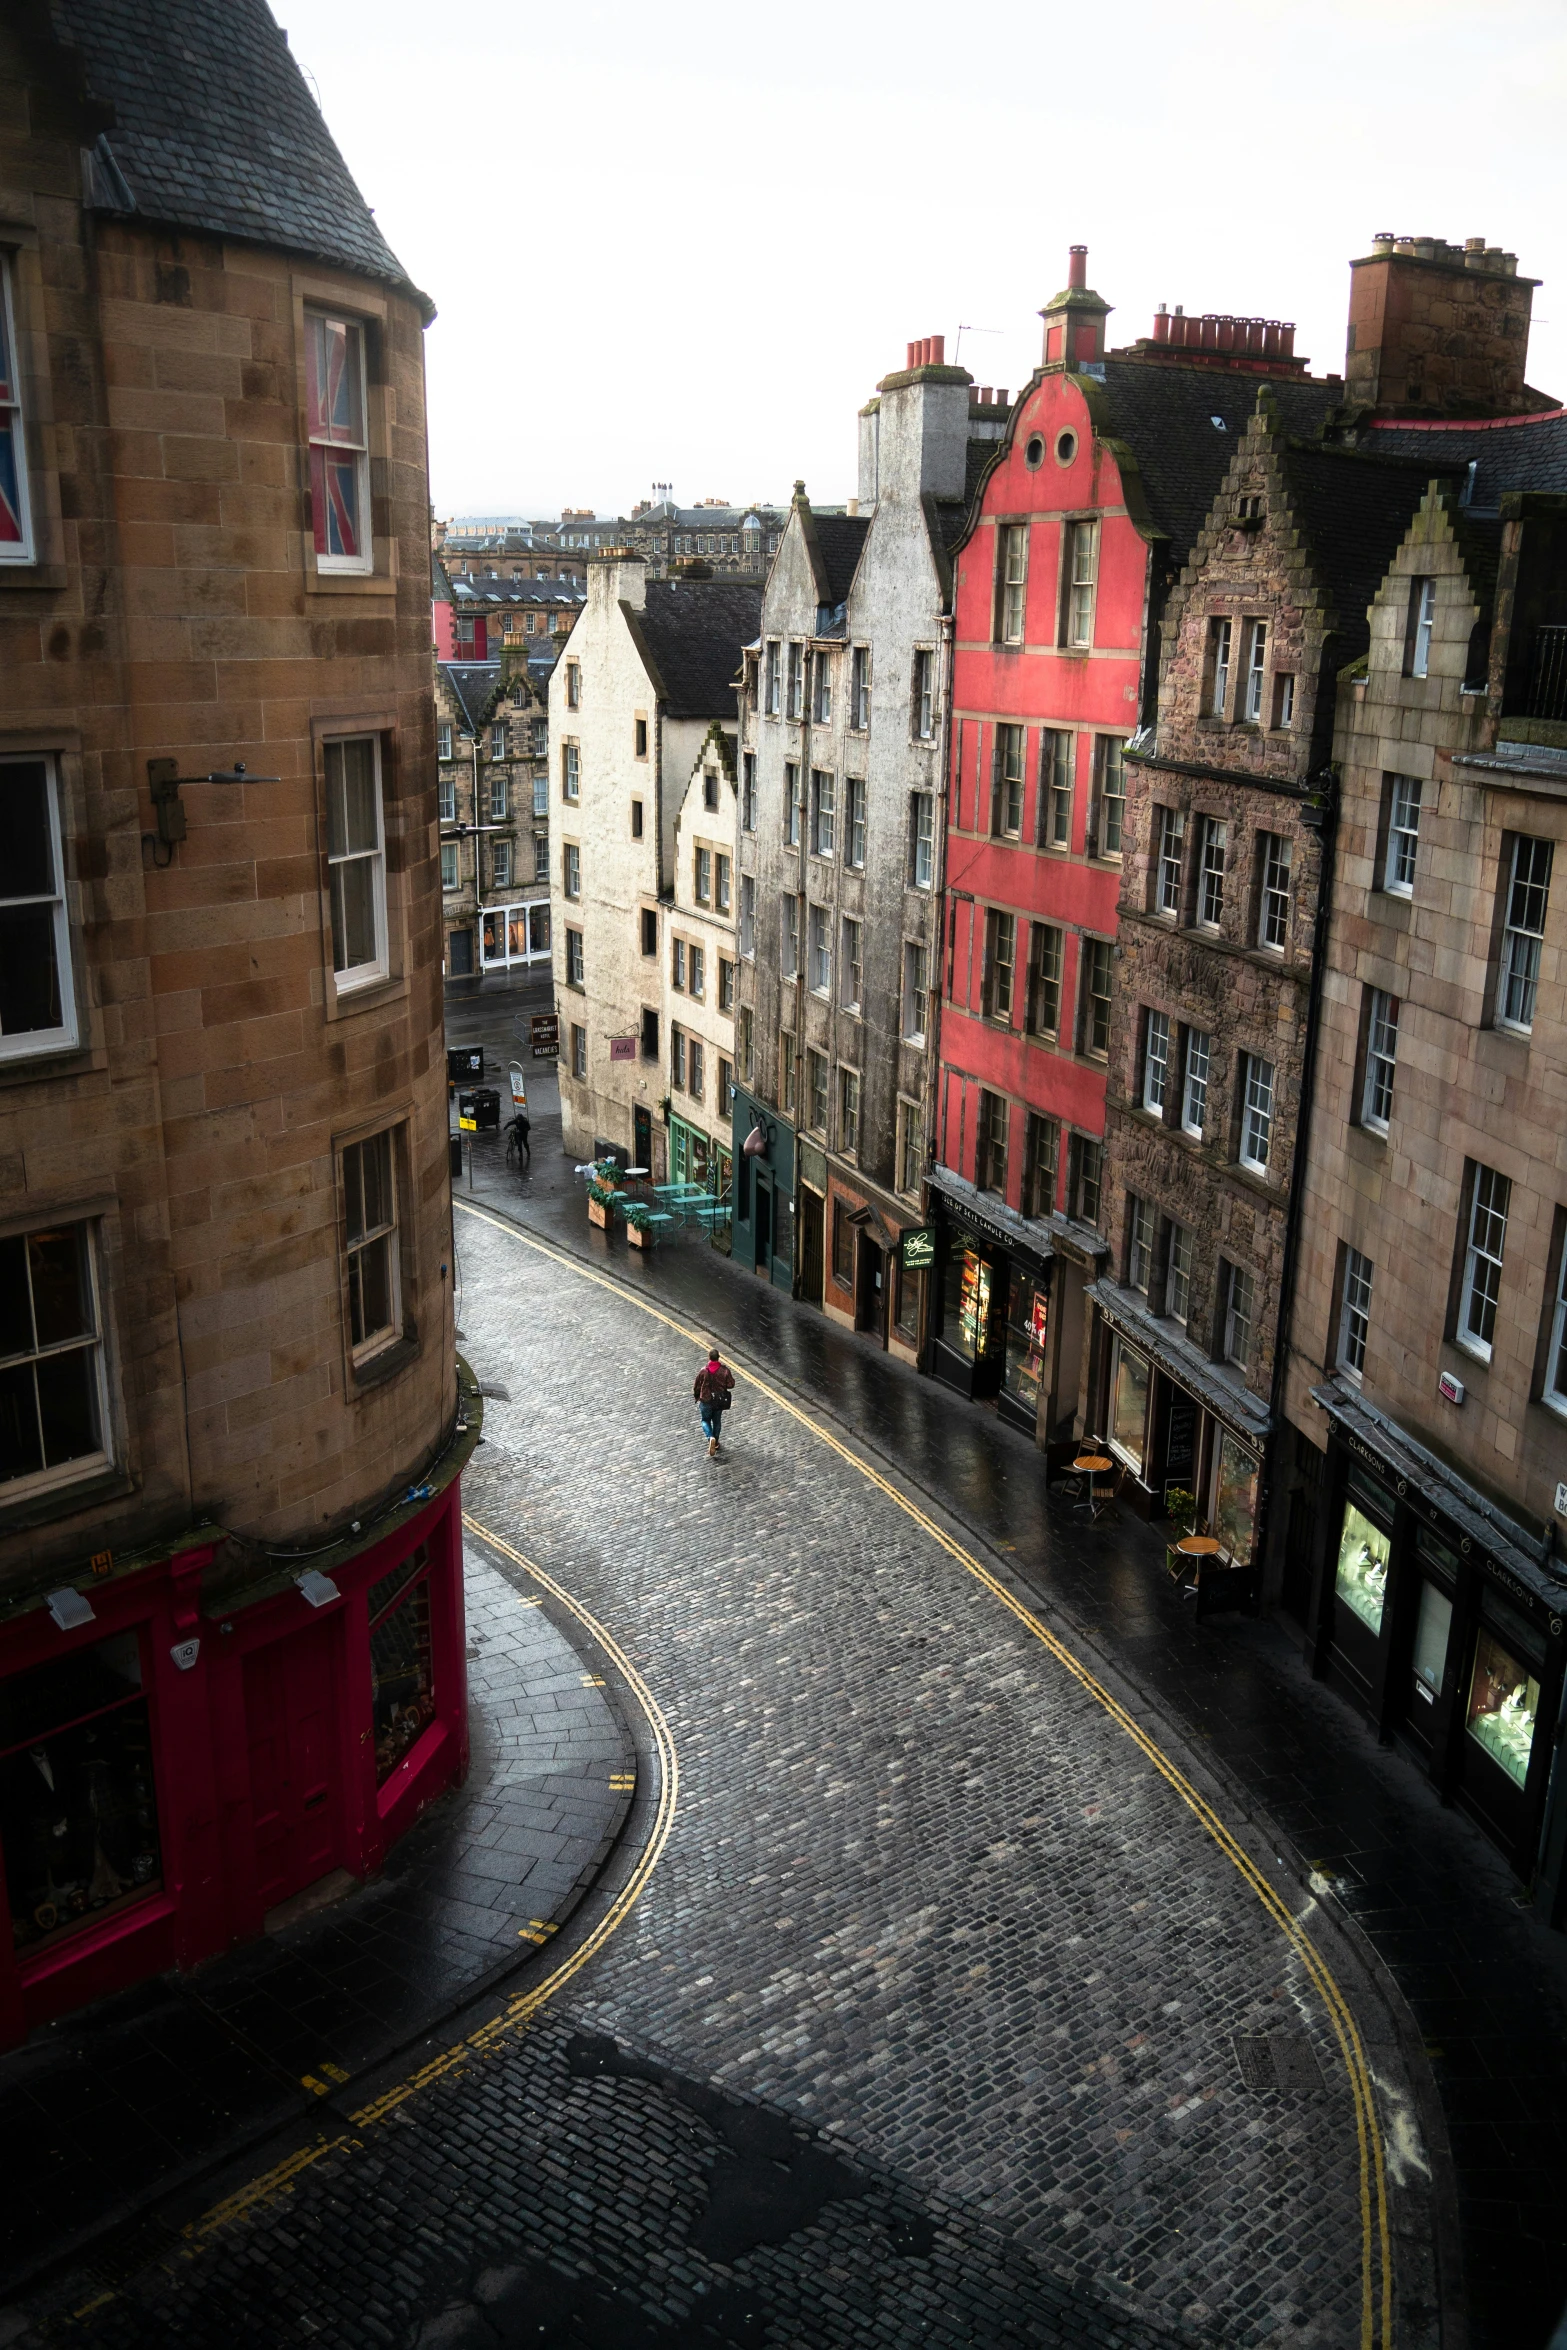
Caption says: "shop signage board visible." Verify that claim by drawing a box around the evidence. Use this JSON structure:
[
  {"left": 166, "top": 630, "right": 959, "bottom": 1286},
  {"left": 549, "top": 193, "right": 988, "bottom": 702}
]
[
  {"left": 901, "top": 1226, "right": 936, "bottom": 1271},
  {"left": 608, "top": 1036, "right": 636, "bottom": 1062},
  {"left": 530, "top": 1013, "right": 560, "bottom": 1059}
]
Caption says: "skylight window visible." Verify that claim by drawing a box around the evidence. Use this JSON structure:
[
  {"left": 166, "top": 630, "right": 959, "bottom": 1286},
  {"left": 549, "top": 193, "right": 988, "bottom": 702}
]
[{"left": 1211, "top": 415, "right": 1227, "bottom": 429}]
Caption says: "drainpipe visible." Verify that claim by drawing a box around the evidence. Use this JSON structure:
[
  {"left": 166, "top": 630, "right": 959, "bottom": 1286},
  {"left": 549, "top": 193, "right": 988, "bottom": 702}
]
[{"left": 1261, "top": 766, "right": 1339, "bottom": 1617}]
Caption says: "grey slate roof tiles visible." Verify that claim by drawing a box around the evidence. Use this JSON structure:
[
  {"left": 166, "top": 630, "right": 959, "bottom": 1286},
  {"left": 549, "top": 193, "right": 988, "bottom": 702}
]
[
  {"left": 1363, "top": 412, "right": 1567, "bottom": 512},
  {"left": 440, "top": 662, "right": 505, "bottom": 734},
  {"left": 629, "top": 579, "right": 763, "bottom": 718},
  {"left": 48, "top": 0, "right": 428, "bottom": 310},
  {"left": 809, "top": 514, "right": 871, "bottom": 608}
]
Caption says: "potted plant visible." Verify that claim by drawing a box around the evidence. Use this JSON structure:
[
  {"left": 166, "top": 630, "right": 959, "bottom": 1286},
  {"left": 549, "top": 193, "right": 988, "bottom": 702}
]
[
  {"left": 624, "top": 1200, "right": 654, "bottom": 1250},
  {"left": 586, "top": 1159, "right": 619, "bottom": 1230}
]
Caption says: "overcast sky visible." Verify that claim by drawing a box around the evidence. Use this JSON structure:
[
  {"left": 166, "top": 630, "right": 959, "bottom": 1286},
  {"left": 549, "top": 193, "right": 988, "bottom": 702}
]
[{"left": 280, "top": 0, "right": 1566, "bottom": 523}]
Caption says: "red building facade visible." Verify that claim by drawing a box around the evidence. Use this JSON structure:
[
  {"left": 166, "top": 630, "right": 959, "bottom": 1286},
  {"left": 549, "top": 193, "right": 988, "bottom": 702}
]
[{"left": 929, "top": 251, "right": 1338, "bottom": 1446}]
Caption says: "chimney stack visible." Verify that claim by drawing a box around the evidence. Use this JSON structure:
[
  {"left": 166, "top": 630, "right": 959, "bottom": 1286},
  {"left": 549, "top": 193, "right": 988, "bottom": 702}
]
[
  {"left": 1040, "top": 245, "right": 1111, "bottom": 371},
  {"left": 1346, "top": 229, "right": 1541, "bottom": 416},
  {"left": 1068, "top": 245, "right": 1087, "bottom": 290}
]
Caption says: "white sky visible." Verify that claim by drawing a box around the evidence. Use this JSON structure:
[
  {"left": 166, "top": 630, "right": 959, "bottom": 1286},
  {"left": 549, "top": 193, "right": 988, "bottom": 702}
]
[{"left": 279, "top": 0, "right": 1567, "bottom": 523}]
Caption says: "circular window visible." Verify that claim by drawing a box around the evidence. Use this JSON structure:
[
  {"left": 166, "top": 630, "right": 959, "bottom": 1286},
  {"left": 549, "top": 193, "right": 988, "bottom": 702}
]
[
  {"left": 1055, "top": 429, "right": 1078, "bottom": 467},
  {"left": 1024, "top": 433, "right": 1046, "bottom": 470}
]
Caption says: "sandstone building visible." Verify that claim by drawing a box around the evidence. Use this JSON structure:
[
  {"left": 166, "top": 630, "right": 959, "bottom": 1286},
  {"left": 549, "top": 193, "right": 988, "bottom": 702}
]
[
  {"left": 435, "top": 652, "right": 551, "bottom": 981},
  {"left": 0, "top": 0, "right": 464, "bottom": 2043},
  {"left": 549, "top": 556, "right": 758, "bottom": 1177}
]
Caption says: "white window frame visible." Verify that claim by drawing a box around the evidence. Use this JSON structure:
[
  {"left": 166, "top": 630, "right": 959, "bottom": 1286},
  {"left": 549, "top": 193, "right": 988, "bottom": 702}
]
[
  {"left": 562, "top": 742, "right": 580, "bottom": 802},
  {"left": 910, "top": 791, "right": 935, "bottom": 889},
  {"left": 1143, "top": 1010, "right": 1170, "bottom": 1115},
  {"left": 841, "top": 916, "right": 862, "bottom": 1011},
  {"left": 490, "top": 722, "right": 508, "bottom": 760},
  {"left": 1339, "top": 1246, "right": 1373, "bottom": 1380},
  {"left": 812, "top": 651, "right": 833, "bottom": 725},
  {"left": 1243, "top": 619, "right": 1268, "bottom": 721},
  {"left": 851, "top": 646, "right": 871, "bottom": 731},
  {"left": 1224, "top": 1262, "right": 1255, "bottom": 1370},
  {"left": 438, "top": 772, "right": 456, "bottom": 823},
  {"left": 784, "top": 762, "right": 802, "bottom": 848},
  {"left": 903, "top": 940, "right": 928, "bottom": 1043},
  {"left": 1239, "top": 1053, "right": 1274, "bottom": 1175},
  {"left": 811, "top": 769, "right": 836, "bottom": 859},
  {"left": 305, "top": 308, "right": 371, "bottom": 576},
  {"left": 1000, "top": 524, "right": 1028, "bottom": 644},
  {"left": 846, "top": 776, "right": 867, "bottom": 870},
  {"left": 1497, "top": 834, "right": 1553, "bottom": 1034},
  {"left": 786, "top": 642, "right": 804, "bottom": 721},
  {"left": 489, "top": 771, "right": 507, "bottom": 821},
  {"left": 1545, "top": 1227, "right": 1567, "bottom": 1417},
  {"left": 1066, "top": 520, "right": 1098, "bottom": 648},
  {"left": 0, "top": 754, "right": 80, "bottom": 1060},
  {"left": 1362, "top": 989, "right": 1398, "bottom": 1131},
  {"left": 1166, "top": 1221, "right": 1191, "bottom": 1325},
  {"left": 440, "top": 841, "right": 459, "bottom": 892},
  {"left": 1155, "top": 806, "right": 1185, "bottom": 915},
  {"left": 1198, "top": 815, "right": 1227, "bottom": 928},
  {"left": 491, "top": 838, "right": 512, "bottom": 890},
  {"left": 563, "top": 841, "right": 581, "bottom": 899},
  {"left": 716, "top": 852, "right": 731, "bottom": 915},
  {"left": 1128, "top": 1195, "right": 1154, "bottom": 1294},
  {"left": 764, "top": 641, "right": 781, "bottom": 716},
  {"left": 1258, "top": 832, "right": 1292, "bottom": 951},
  {"left": 838, "top": 1065, "right": 861, "bottom": 1156},
  {"left": 343, "top": 1129, "right": 401, "bottom": 1363},
  {"left": 325, "top": 734, "right": 389, "bottom": 992},
  {"left": 1409, "top": 576, "right": 1437, "bottom": 678},
  {"left": 739, "top": 874, "right": 756, "bottom": 960},
  {"left": 1209, "top": 617, "right": 1233, "bottom": 715},
  {"left": 0, "top": 254, "right": 36, "bottom": 563},
  {"left": 1384, "top": 774, "right": 1422, "bottom": 895},
  {"left": 1458, "top": 1164, "right": 1510, "bottom": 1362},
  {"left": 913, "top": 649, "right": 936, "bottom": 740},
  {"left": 1094, "top": 734, "right": 1125, "bottom": 857},
  {"left": 0, "top": 1217, "right": 111, "bottom": 1499},
  {"left": 1273, "top": 672, "right": 1296, "bottom": 729},
  {"left": 532, "top": 773, "right": 548, "bottom": 817},
  {"left": 808, "top": 903, "right": 831, "bottom": 995},
  {"left": 437, "top": 720, "right": 453, "bottom": 762}
]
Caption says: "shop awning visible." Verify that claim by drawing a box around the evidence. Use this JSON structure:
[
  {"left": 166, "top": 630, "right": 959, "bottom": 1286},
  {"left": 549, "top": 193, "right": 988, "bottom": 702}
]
[
  {"left": 1092, "top": 1280, "right": 1272, "bottom": 1446},
  {"left": 1311, "top": 1381, "right": 1567, "bottom": 1614}
]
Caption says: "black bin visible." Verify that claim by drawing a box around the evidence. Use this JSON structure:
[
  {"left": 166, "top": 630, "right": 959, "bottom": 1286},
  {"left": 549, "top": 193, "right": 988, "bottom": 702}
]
[
  {"left": 448, "top": 1045, "right": 484, "bottom": 1086},
  {"left": 458, "top": 1086, "right": 501, "bottom": 1132}
]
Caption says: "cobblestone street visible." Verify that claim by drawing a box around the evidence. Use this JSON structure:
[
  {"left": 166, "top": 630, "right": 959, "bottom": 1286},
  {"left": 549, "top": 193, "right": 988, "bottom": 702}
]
[{"left": 11, "top": 1202, "right": 1449, "bottom": 2350}]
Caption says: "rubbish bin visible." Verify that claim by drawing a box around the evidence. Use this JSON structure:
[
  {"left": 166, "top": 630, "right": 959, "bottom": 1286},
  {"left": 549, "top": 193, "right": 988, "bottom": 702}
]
[
  {"left": 457, "top": 1086, "right": 501, "bottom": 1132},
  {"left": 448, "top": 1045, "right": 484, "bottom": 1086}
]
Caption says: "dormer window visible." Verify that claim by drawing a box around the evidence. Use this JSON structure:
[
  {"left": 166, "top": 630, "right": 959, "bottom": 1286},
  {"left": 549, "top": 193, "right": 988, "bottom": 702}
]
[
  {"left": 1208, "top": 618, "right": 1233, "bottom": 716},
  {"left": 1242, "top": 620, "right": 1268, "bottom": 721}
]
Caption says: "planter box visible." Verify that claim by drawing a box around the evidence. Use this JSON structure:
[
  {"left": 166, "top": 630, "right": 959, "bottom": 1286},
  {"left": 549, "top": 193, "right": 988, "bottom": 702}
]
[
  {"left": 587, "top": 1197, "right": 609, "bottom": 1229},
  {"left": 627, "top": 1222, "right": 651, "bottom": 1250}
]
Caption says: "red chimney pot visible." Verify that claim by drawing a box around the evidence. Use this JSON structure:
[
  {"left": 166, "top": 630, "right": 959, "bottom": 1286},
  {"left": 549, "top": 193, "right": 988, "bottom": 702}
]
[{"left": 1068, "top": 245, "right": 1087, "bottom": 291}]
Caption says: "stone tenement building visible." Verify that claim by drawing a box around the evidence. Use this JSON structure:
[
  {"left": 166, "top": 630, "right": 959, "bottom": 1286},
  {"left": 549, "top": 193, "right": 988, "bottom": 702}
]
[
  {"left": 1094, "top": 398, "right": 1441, "bottom": 1584},
  {"left": 733, "top": 342, "right": 998, "bottom": 1353},
  {"left": 930, "top": 249, "right": 1342, "bottom": 1460},
  {"left": 435, "top": 652, "right": 551, "bottom": 980},
  {"left": 0, "top": 0, "right": 466, "bottom": 2045},
  {"left": 1282, "top": 451, "right": 1567, "bottom": 1906},
  {"left": 624, "top": 492, "right": 788, "bottom": 578},
  {"left": 549, "top": 556, "right": 758, "bottom": 1175}
]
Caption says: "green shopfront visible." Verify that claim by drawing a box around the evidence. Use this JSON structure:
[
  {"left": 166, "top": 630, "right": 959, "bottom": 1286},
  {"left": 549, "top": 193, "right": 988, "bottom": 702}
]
[
  {"left": 729, "top": 1085, "right": 794, "bottom": 1289},
  {"left": 1307, "top": 1386, "right": 1567, "bottom": 1891}
]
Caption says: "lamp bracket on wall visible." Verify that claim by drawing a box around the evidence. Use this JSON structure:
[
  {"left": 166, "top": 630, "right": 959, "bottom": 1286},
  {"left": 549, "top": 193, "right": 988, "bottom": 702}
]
[{"left": 145, "top": 756, "right": 282, "bottom": 863}]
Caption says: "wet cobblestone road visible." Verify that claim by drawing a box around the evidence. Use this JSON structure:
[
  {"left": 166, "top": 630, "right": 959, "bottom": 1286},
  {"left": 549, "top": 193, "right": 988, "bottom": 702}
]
[{"left": 12, "top": 1204, "right": 1446, "bottom": 2350}]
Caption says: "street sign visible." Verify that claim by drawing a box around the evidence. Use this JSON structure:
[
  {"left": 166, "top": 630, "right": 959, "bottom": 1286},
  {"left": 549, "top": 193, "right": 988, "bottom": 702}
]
[
  {"left": 531, "top": 1013, "right": 560, "bottom": 1058},
  {"left": 458, "top": 1113, "right": 476, "bottom": 1132},
  {"left": 609, "top": 1036, "right": 636, "bottom": 1062},
  {"left": 901, "top": 1226, "right": 936, "bottom": 1271},
  {"left": 509, "top": 1061, "right": 527, "bottom": 1106}
]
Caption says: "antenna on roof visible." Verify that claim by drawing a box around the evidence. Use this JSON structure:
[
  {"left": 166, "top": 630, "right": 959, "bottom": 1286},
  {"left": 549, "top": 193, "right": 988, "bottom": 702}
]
[{"left": 953, "top": 325, "right": 1002, "bottom": 364}]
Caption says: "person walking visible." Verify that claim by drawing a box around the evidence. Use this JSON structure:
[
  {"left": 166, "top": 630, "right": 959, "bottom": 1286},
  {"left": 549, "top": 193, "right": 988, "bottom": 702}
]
[{"left": 693, "top": 1348, "right": 734, "bottom": 1458}]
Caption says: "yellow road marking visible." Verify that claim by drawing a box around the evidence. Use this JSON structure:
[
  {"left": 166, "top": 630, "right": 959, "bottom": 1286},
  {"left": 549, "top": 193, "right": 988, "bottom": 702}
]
[{"left": 453, "top": 1196, "right": 1395, "bottom": 2350}]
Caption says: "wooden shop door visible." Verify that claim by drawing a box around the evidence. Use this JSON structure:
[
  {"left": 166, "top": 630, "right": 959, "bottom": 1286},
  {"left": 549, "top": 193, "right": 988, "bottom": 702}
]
[{"left": 244, "top": 1623, "right": 342, "bottom": 1915}]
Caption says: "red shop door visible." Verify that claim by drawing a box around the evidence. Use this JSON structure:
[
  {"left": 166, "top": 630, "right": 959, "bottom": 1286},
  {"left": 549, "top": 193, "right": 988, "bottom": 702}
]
[{"left": 243, "top": 1624, "right": 341, "bottom": 1914}]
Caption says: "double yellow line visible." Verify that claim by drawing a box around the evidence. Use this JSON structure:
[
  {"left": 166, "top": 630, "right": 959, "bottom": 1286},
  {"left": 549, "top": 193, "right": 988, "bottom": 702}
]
[{"left": 451, "top": 1200, "right": 1395, "bottom": 2350}]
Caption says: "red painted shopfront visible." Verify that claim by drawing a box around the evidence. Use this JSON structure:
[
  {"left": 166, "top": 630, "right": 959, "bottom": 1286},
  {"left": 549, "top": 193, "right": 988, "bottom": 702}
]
[
  {"left": 0, "top": 1469, "right": 469, "bottom": 2048},
  {"left": 933, "top": 253, "right": 1140, "bottom": 1444}
]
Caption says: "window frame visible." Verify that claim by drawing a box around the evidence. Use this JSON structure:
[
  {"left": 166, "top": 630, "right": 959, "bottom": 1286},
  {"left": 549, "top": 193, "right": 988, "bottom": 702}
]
[
  {"left": 304, "top": 308, "right": 371, "bottom": 576},
  {"left": 1383, "top": 774, "right": 1422, "bottom": 895},
  {"left": 1223, "top": 1260, "right": 1255, "bottom": 1371},
  {"left": 1182, "top": 1030, "right": 1211, "bottom": 1139},
  {"left": 846, "top": 776, "right": 867, "bottom": 871},
  {"left": 1064, "top": 519, "right": 1098, "bottom": 649},
  {"left": 976, "top": 1089, "right": 1009, "bottom": 1197},
  {"left": 0, "top": 753, "right": 80, "bottom": 1061},
  {"left": 993, "top": 723, "right": 1025, "bottom": 838},
  {"left": 565, "top": 926, "right": 584, "bottom": 988},
  {"left": 1496, "top": 833, "right": 1553, "bottom": 1034},
  {"left": 1026, "top": 922, "right": 1062, "bottom": 1039},
  {"left": 1093, "top": 734, "right": 1126, "bottom": 858},
  {"left": 1360, "top": 988, "right": 1398, "bottom": 1132},
  {"left": 490, "top": 839, "right": 512, "bottom": 890},
  {"left": 1257, "top": 830, "right": 1292, "bottom": 952},
  {"left": 1457, "top": 1162, "right": 1510, "bottom": 1362},
  {"left": 998, "top": 524, "right": 1028, "bottom": 645},
  {"left": 841, "top": 916, "right": 862, "bottom": 1012},
  {"left": 0, "top": 253, "right": 37, "bottom": 563},
  {"left": 1041, "top": 729, "right": 1074, "bottom": 850},
  {"left": 1127, "top": 1194, "right": 1154, "bottom": 1295},
  {"left": 837, "top": 1064, "right": 861, "bottom": 1156},
  {"left": 1142, "top": 1009, "right": 1170, "bottom": 1115},
  {"left": 1197, "top": 815, "right": 1227, "bottom": 929},
  {"left": 0, "top": 1216, "right": 112, "bottom": 1500},
  {"left": 912, "top": 648, "right": 936, "bottom": 741},
  {"left": 1154, "top": 804, "right": 1185, "bottom": 916},
  {"left": 1022, "top": 1112, "right": 1059, "bottom": 1222},
  {"left": 1238, "top": 1052, "right": 1275, "bottom": 1176},
  {"left": 807, "top": 903, "right": 831, "bottom": 996},
  {"left": 1242, "top": 619, "right": 1268, "bottom": 722},
  {"left": 1080, "top": 935, "right": 1112, "bottom": 1059},
  {"left": 982, "top": 908, "right": 1016, "bottom": 1024},
  {"left": 850, "top": 645, "right": 871, "bottom": 731},
  {"left": 902, "top": 940, "right": 929, "bottom": 1044},
  {"left": 1165, "top": 1220, "right": 1192, "bottom": 1325},
  {"left": 1406, "top": 576, "right": 1437, "bottom": 679},
  {"left": 1338, "top": 1246, "right": 1373, "bottom": 1381},
  {"left": 909, "top": 791, "right": 935, "bottom": 890},
  {"left": 342, "top": 1128, "right": 402, "bottom": 1364},
  {"left": 1208, "top": 617, "right": 1233, "bottom": 717},
  {"left": 324, "top": 734, "right": 389, "bottom": 994},
  {"left": 810, "top": 769, "right": 836, "bottom": 859},
  {"left": 562, "top": 741, "right": 580, "bottom": 803},
  {"left": 1543, "top": 1222, "right": 1567, "bottom": 1417}
]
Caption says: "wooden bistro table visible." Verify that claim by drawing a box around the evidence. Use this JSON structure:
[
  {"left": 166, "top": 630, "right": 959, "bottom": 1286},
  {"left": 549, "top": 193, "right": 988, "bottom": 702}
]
[
  {"left": 1071, "top": 1452, "right": 1115, "bottom": 1519},
  {"left": 1171, "top": 1532, "right": 1221, "bottom": 1593}
]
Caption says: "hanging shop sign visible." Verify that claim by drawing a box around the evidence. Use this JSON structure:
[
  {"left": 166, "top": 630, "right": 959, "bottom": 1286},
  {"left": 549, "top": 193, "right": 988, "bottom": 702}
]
[
  {"left": 530, "top": 1013, "right": 560, "bottom": 1058},
  {"left": 901, "top": 1227, "right": 936, "bottom": 1272}
]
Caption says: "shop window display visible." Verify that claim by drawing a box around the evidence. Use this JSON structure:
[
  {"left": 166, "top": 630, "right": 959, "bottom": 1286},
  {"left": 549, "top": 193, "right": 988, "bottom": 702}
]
[
  {"left": 1108, "top": 1341, "right": 1150, "bottom": 1472},
  {"left": 1211, "top": 1433, "right": 1259, "bottom": 1563},
  {"left": 945, "top": 1248, "right": 993, "bottom": 1362},
  {"left": 369, "top": 1543, "right": 436, "bottom": 1783},
  {"left": 1465, "top": 1630, "right": 1540, "bottom": 1790},
  {"left": 1335, "top": 1500, "right": 1390, "bottom": 1635},
  {"left": 0, "top": 1632, "right": 161, "bottom": 1958},
  {"left": 1002, "top": 1270, "right": 1048, "bottom": 1413}
]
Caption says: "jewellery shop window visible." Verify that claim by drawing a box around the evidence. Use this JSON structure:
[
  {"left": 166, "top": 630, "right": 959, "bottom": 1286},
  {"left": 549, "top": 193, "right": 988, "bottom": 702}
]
[
  {"left": 1211, "top": 1432, "right": 1259, "bottom": 1565},
  {"left": 1465, "top": 1607, "right": 1543, "bottom": 1792},
  {"left": 1002, "top": 1268, "right": 1048, "bottom": 1412},
  {"left": 944, "top": 1246, "right": 994, "bottom": 1363},
  {"left": 368, "top": 1543, "right": 436, "bottom": 1784},
  {"left": 0, "top": 1633, "right": 162, "bottom": 1961},
  {"left": 1334, "top": 1478, "right": 1391, "bottom": 1636}
]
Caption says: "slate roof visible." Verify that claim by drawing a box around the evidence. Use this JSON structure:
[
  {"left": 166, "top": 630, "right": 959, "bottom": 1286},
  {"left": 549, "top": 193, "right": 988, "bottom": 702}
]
[
  {"left": 438, "top": 662, "right": 504, "bottom": 734},
  {"left": 47, "top": 0, "right": 428, "bottom": 311},
  {"left": 1281, "top": 444, "right": 1460, "bottom": 649},
  {"left": 1097, "top": 360, "right": 1343, "bottom": 571},
  {"left": 1363, "top": 412, "right": 1567, "bottom": 513},
  {"left": 810, "top": 514, "right": 871, "bottom": 608},
  {"left": 451, "top": 574, "right": 586, "bottom": 609},
  {"left": 627, "top": 580, "right": 763, "bottom": 718}
]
